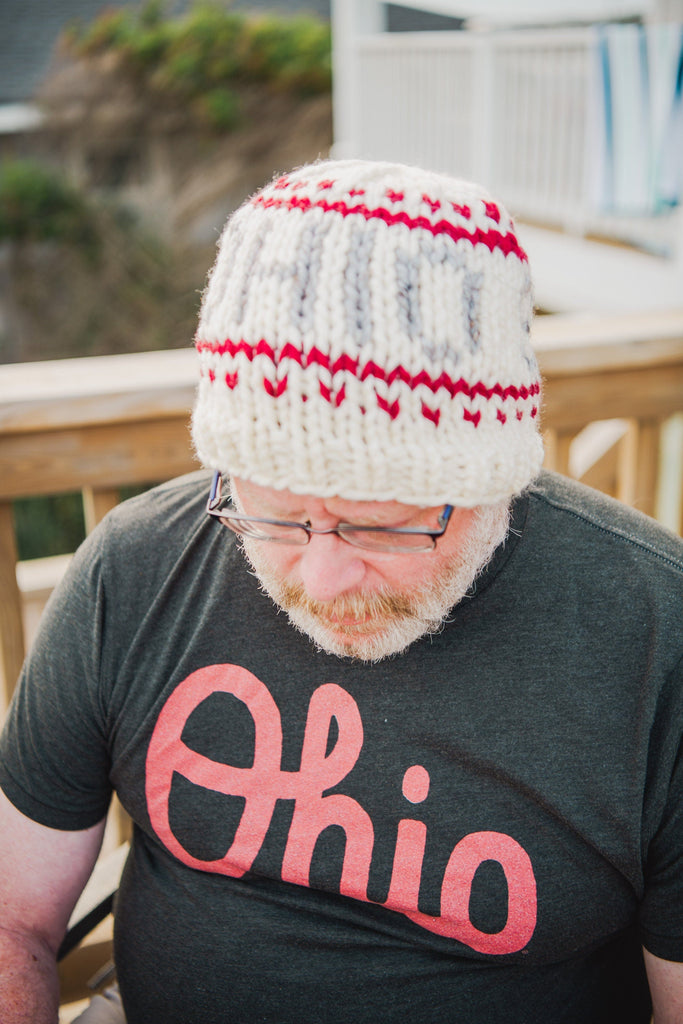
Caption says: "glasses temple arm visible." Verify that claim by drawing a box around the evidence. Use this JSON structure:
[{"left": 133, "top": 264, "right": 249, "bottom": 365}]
[
  {"left": 209, "top": 470, "right": 222, "bottom": 506},
  {"left": 438, "top": 504, "right": 454, "bottom": 528}
]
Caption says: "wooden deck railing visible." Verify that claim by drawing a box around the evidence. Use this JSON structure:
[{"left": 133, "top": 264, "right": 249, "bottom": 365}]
[
  {"left": 0, "top": 348, "right": 199, "bottom": 714},
  {"left": 1, "top": 310, "right": 683, "bottom": 712}
]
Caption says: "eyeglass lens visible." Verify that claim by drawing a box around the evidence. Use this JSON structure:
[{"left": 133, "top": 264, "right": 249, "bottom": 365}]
[{"left": 217, "top": 515, "right": 437, "bottom": 552}]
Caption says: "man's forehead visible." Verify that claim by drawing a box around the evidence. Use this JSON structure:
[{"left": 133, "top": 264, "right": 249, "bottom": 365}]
[{"left": 230, "top": 475, "right": 433, "bottom": 519}]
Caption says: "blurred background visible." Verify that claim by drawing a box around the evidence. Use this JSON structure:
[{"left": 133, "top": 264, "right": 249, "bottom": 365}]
[
  {"left": 1, "top": 0, "right": 335, "bottom": 566},
  {"left": 0, "top": 0, "right": 682, "bottom": 691}
]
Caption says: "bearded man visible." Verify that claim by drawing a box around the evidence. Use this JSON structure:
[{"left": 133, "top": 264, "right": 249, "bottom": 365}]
[{"left": 1, "top": 159, "right": 682, "bottom": 1024}]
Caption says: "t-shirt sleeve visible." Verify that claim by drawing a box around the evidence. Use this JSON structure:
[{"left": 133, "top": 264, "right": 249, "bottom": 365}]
[
  {"left": 639, "top": 656, "right": 683, "bottom": 961},
  {"left": 0, "top": 525, "right": 113, "bottom": 831}
]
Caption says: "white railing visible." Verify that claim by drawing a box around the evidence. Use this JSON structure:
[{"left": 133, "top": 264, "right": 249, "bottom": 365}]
[
  {"left": 333, "top": 18, "right": 683, "bottom": 259},
  {"left": 353, "top": 29, "right": 593, "bottom": 220}
]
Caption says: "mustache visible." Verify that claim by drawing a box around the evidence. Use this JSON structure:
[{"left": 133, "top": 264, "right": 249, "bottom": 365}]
[{"left": 273, "top": 580, "right": 418, "bottom": 625}]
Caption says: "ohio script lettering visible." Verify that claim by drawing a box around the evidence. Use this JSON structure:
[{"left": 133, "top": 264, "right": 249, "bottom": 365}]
[{"left": 145, "top": 664, "right": 537, "bottom": 955}]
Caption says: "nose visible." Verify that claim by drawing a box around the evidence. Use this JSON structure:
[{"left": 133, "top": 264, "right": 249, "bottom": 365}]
[{"left": 297, "top": 533, "right": 367, "bottom": 602}]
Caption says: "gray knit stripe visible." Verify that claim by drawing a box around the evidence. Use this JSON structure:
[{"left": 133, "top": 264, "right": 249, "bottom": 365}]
[
  {"left": 292, "top": 221, "right": 325, "bottom": 333},
  {"left": 234, "top": 225, "right": 266, "bottom": 327},
  {"left": 395, "top": 248, "right": 423, "bottom": 341},
  {"left": 344, "top": 225, "right": 376, "bottom": 348},
  {"left": 462, "top": 271, "right": 484, "bottom": 352}
]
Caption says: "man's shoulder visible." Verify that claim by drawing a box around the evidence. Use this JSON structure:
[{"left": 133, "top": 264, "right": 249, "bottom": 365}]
[
  {"left": 526, "top": 471, "right": 683, "bottom": 575},
  {"left": 106, "top": 470, "right": 212, "bottom": 533},
  {"left": 83, "top": 470, "right": 220, "bottom": 577}
]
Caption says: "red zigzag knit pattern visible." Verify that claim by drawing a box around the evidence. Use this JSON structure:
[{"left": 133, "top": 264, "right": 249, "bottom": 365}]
[
  {"left": 196, "top": 337, "right": 541, "bottom": 427},
  {"left": 251, "top": 192, "right": 528, "bottom": 263}
]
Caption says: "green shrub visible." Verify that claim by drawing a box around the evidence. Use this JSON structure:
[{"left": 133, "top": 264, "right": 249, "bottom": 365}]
[
  {"left": 197, "top": 86, "right": 241, "bottom": 130},
  {"left": 241, "top": 15, "right": 331, "bottom": 93},
  {"left": 14, "top": 493, "right": 86, "bottom": 561},
  {"left": 139, "top": 0, "right": 166, "bottom": 28},
  {"left": 124, "top": 21, "right": 175, "bottom": 67},
  {"left": 0, "top": 159, "right": 197, "bottom": 365},
  {"left": 14, "top": 484, "right": 156, "bottom": 561},
  {"left": 68, "top": 8, "right": 136, "bottom": 54},
  {"left": 66, "top": 1, "right": 331, "bottom": 130},
  {"left": 0, "top": 160, "right": 98, "bottom": 250}
]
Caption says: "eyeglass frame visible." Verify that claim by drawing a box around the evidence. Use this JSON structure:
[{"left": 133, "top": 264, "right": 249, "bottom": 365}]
[{"left": 205, "top": 471, "right": 455, "bottom": 553}]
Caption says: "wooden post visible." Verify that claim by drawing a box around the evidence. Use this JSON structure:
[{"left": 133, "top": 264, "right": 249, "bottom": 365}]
[
  {"left": 82, "top": 486, "right": 121, "bottom": 535},
  {"left": 617, "top": 418, "right": 661, "bottom": 519},
  {"left": 541, "top": 428, "right": 557, "bottom": 471},
  {"left": 553, "top": 429, "right": 575, "bottom": 478},
  {"left": 635, "top": 419, "right": 662, "bottom": 520},
  {"left": 0, "top": 501, "right": 25, "bottom": 713}
]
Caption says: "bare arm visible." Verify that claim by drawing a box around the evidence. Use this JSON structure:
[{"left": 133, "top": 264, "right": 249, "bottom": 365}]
[
  {"left": 0, "top": 786, "right": 105, "bottom": 1024},
  {"left": 644, "top": 948, "right": 683, "bottom": 1024}
]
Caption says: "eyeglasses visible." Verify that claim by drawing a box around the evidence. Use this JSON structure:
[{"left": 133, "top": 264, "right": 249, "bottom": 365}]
[{"left": 206, "top": 472, "right": 454, "bottom": 553}]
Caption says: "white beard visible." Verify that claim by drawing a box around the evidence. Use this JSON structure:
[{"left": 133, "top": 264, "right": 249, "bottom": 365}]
[{"left": 240, "top": 501, "right": 511, "bottom": 662}]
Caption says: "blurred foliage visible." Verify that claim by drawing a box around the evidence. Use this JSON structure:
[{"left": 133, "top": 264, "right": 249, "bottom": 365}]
[
  {"left": 14, "top": 484, "right": 155, "bottom": 560},
  {"left": 14, "top": 493, "right": 86, "bottom": 561},
  {"left": 0, "top": 162, "right": 195, "bottom": 558},
  {"left": 196, "top": 85, "right": 242, "bottom": 131},
  {"left": 0, "top": 158, "right": 199, "bottom": 364},
  {"left": 64, "top": 0, "right": 331, "bottom": 130},
  {"left": 0, "top": 159, "right": 98, "bottom": 253},
  {"left": 6, "top": 3, "right": 331, "bottom": 559}
]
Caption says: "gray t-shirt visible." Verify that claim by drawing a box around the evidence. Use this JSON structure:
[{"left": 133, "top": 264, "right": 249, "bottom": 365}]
[{"left": 1, "top": 470, "right": 682, "bottom": 1023}]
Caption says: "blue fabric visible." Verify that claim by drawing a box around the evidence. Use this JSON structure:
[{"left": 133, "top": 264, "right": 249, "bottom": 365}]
[{"left": 594, "top": 23, "right": 683, "bottom": 215}]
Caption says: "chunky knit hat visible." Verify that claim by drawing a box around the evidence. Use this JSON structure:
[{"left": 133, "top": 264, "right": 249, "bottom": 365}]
[{"left": 192, "top": 159, "right": 544, "bottom": 506}]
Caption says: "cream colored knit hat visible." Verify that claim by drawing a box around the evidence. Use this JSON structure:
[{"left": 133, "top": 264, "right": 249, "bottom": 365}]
[{"left": 192, "top": 159, "right": 543, "bottom": 506}]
